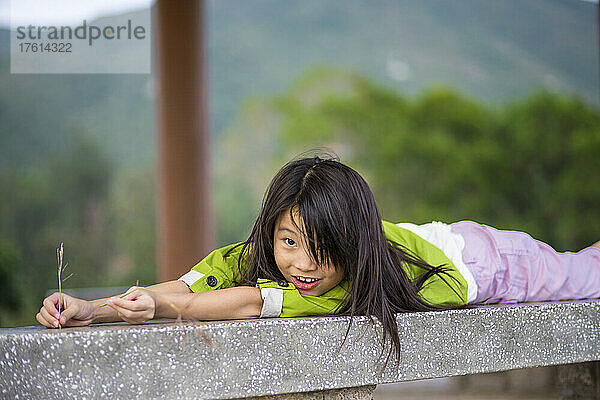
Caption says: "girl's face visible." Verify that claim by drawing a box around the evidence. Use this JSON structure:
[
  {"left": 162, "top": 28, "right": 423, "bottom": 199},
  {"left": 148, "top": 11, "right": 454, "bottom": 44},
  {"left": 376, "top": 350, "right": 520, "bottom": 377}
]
[{"left": 273, "top": 209, "right": 345, "bottom": 297}]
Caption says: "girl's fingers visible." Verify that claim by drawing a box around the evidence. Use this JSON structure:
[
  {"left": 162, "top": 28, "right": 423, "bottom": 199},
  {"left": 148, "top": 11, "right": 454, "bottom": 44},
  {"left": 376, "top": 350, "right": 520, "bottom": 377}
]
[
  {"left": 124, "top": 286, "right": 139, "bottom": 296},
  {"left": 40, "top": 303, "right": 73, "bottom": 327},
  {"left": 36, "top": 312, "right": 53, "bottom": 328},
  {"left": 62, "top": 318, "right": 92, "bottom": 327},
  {"left": 107, "top": 300, "right": 136, "bottom": 319},
  {"left": 42, "top": 293, "right": 61, "bottom": 317},
  {"left": 39, "top": 307, "right": 59, "bottom": 327},
  {"left": 115, "top": 286, "right": 140, "bottom": 302},
  {"left": 113, "top": 306, "right": 142, "bottom": 324},
  {"left": 58, "top": 305, "right": 80, "bottom": 324},
  {"left": 117, "top": 311, "right": 140, "bottom": 325},
  {"left": 107, "top": 297, "right": 153, "bottom": 324},
  {"left": 111, "top": 291, "right": 151, "bottom": 311},
  {"left": 37, "top": 309, "right": 91, "bottom": 328},
  {"left": 37, "top": 293, "right": 93, "bottom": 328}
]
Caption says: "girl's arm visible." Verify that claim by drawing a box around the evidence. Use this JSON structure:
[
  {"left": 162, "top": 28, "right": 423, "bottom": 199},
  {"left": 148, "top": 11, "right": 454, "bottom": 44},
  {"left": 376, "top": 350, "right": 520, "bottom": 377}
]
[
  {"left": 156, "top": 286, "right": 263, "bottom": 320},
  {"left": 38, "top": 280, "right": 193, "bottom": 327},
  {"left": 105, "top": 285, "right": 264, "bottom": 322},
  {"left": 91, "top": 280, "right": 193, "bottom": 323}
]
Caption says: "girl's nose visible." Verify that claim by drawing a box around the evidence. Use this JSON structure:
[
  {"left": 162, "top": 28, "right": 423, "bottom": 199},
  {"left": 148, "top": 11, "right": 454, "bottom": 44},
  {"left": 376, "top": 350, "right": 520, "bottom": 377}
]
[{"left": 296, "top": 252, "right": 318, "bottom": 272}]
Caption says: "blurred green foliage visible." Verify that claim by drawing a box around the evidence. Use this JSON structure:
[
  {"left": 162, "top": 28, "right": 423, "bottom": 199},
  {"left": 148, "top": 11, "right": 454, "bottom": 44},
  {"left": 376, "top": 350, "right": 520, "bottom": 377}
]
[
  {"left": 0, "top": 239, "right": 21, "bottom": 325},
  {"left": 0, "top": 130, "right": 111, "bottom": 326},
  {"left": 0, "top": 129, "right": 156, "bottom": 327},
  {"left": 218, "top": 68, "right": 600, "bottom": 252}
]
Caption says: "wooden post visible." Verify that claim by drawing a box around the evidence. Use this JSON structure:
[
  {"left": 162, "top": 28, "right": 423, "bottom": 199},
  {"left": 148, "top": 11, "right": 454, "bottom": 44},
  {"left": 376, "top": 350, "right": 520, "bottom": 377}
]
[
  {"left": 155, "top": 0, "right": 214, "bottom": 281},
  {"left": 558, "top": 362, "right": 600, "bottom": 400}
]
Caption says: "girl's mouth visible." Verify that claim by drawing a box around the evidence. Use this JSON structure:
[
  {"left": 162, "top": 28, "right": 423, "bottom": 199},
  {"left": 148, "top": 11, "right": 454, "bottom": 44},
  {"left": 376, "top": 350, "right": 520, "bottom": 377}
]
[{"left": 292, "top": 275, "right": 321, "bottom": 290}]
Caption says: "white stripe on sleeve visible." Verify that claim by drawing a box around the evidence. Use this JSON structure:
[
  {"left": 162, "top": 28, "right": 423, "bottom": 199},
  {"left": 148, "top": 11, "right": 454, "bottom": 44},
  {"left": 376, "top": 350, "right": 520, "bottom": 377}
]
[
  {"left": 178, "top": 270, "right": 206, "bottom": 287},
  {"left": 259, "top": 287, "right": 284, "bottom": 318}
]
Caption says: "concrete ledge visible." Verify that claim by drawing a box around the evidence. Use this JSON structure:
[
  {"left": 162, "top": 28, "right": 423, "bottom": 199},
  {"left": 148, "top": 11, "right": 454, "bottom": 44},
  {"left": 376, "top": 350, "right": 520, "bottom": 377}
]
[{"left": 1, "top": 301, "right": 599, "bottom": 399}]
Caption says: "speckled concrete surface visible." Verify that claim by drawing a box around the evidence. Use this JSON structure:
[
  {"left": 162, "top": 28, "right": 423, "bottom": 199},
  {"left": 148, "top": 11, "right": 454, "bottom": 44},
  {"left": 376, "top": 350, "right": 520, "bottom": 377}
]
[{"left": 1, "top": 301, "right": 599, "bottom": 399}]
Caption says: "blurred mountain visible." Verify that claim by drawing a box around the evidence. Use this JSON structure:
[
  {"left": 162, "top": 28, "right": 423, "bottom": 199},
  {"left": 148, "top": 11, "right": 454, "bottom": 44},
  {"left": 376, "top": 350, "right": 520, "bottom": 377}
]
[{"left": 0, "top": 0, "right": 598, "bottom": 168}]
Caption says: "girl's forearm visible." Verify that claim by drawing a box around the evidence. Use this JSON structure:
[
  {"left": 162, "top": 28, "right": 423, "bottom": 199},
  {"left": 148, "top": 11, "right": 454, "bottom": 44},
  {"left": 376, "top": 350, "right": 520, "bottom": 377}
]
[
  {"left": 145, "top": 279, "right": 192, "bottom": 295},
  {"left": 90, "top": 297, "right": 120, "bottom": 323},
  {"left": 91, "top": 280, "right": 191, "bottom": 323},
  {"left": 154, "top": 286, "right": 264, "bottom": 321}
]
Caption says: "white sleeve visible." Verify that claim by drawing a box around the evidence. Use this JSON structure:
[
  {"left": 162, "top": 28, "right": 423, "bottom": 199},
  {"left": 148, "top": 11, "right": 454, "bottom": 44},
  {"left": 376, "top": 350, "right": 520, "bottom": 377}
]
[
  {"left": 178, "top": 270, "right": 205, "bottom": 287},
  {"left": 259, "top": 287, "right": 284, "bottom": 318}
]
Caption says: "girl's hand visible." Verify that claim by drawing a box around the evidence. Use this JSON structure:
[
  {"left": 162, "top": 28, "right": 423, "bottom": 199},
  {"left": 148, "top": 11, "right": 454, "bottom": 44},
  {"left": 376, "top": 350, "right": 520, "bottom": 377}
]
[
  {"left": 37, "top": 292, "right": 95, "bottom": 328},
  {"left": 105, "top": 286, "right": 156, "bottom": 324}
]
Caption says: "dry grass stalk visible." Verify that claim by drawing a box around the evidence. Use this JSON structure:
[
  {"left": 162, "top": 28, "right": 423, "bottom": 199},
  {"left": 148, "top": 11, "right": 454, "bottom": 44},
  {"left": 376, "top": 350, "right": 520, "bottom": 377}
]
[
  {"left": 56, "top": 243, "right": 73, "bottom": 329},
  {"left": 98, "top": 280, "right": 141, "bottom": 307}
]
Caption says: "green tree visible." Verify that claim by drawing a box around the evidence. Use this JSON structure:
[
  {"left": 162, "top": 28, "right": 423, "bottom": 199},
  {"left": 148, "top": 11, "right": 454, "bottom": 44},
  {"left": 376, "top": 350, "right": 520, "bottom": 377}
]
[
  {"left": 0, "top": 129, "right": 116, "bottom": 326},
  {"left": 217, "top": 68, "right": 600, "bottom": 253},
  {"left": 0, "top": 240, "right": 21, "bottom": 325},
  {"left": 107, "top": 164, "right": 157, "bottom": 286}
]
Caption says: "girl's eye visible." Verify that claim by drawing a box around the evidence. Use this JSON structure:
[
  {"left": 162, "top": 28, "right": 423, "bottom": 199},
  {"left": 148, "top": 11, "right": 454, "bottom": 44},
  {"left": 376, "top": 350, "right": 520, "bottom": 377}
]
[{"left": 284, "top": 238, "right": 296, "bottom": 247}]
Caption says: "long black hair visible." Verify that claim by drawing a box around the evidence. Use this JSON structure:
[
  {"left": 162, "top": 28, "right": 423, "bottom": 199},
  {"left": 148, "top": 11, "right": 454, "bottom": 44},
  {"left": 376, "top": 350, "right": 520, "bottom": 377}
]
[{"left": 234, "top": 154, "right": 462, "bottom": 365}]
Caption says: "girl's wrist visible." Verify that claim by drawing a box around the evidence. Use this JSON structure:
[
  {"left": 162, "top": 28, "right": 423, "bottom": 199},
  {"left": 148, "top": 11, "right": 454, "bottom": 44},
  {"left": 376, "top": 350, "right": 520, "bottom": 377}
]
[
  {"left": 89, "top": 298, "right": 117, "bottom": 323},
  {"left": 154, "top": 292, "right": 178, "bottom": 319}
]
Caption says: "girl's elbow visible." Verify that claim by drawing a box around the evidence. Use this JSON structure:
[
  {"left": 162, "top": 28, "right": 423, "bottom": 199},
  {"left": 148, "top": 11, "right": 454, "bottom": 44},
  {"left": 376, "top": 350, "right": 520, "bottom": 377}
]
[
  {"left": 238, "top": 302, "right": 263, "bottom": 319},
  {"left": 235, "top": 287, "right": 263, "bottom": 319}
]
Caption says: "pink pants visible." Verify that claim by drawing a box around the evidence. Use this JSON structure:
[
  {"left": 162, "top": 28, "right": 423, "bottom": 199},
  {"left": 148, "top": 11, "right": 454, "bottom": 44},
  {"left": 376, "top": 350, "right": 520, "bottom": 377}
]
[{"left": 450, "top": 221, "right": 600, "bottom": 304}]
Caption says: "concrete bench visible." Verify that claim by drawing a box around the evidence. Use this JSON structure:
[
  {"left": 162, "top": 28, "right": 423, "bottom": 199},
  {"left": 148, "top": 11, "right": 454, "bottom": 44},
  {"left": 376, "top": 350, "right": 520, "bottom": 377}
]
[{"left": 1, "top": 300, "right": 598, "bottom": 399}]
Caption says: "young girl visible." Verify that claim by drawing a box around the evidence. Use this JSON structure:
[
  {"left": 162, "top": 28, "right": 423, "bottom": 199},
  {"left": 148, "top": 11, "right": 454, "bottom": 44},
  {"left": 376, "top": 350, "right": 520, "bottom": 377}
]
[{"left": 37, "top": 155, "right": 600, "bottom": 362}]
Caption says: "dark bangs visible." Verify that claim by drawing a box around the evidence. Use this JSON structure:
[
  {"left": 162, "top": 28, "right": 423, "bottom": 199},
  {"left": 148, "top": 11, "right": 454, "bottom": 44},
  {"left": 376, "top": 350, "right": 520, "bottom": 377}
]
[
  {"left": 236, "top": 156, "right": 348, "bottom": 284},
  {"left": 290, "top": 161, "right": 373, "bottom": 278},
  {"left": 237, "top": 154, "right": 387, "bottom": 288}
]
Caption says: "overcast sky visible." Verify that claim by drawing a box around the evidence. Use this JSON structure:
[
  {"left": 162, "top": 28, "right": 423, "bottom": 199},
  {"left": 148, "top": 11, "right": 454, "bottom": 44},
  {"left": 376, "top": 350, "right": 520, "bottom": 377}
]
[
  {"left": 0, "top": 0, "right": 597, "bottom": 29},
  {"left": 0, "top": 0, "right": 153, "bottom": 28}
]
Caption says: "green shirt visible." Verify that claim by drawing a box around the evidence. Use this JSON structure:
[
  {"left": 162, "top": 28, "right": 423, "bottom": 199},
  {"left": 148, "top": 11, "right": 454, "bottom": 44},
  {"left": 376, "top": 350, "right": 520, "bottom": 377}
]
[{"left": 180, "top": 221, "right": 468, "bottom": 317}]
